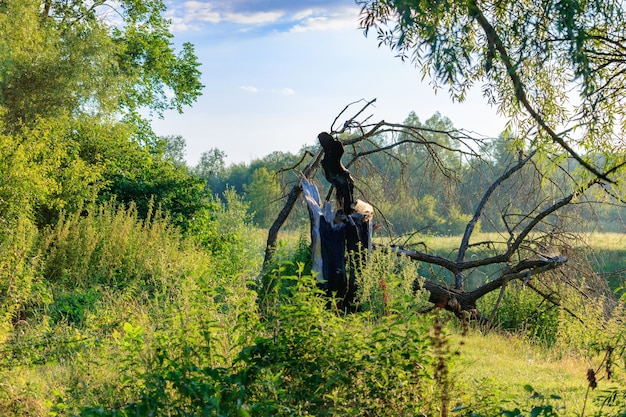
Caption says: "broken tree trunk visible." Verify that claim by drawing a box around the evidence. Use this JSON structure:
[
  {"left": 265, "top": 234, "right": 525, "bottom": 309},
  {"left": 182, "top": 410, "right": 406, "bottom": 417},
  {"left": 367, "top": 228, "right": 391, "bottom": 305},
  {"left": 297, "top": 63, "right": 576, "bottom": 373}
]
[{"left": 301, "top": 133, "right": 373, "bottom": 312}]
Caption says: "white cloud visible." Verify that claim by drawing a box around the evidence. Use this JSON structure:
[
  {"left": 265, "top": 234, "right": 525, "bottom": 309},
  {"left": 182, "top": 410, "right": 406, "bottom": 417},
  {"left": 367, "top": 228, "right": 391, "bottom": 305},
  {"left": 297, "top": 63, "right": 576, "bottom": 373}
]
[
  {"left": 182, "top": 0, "right": 221, "bottom": 23},
  {"left": 164, "top": 1, "right": 360, "bottom": 34},
  {"left": 240, "top": 85, "right": 259, "bottom": 93},
  {"left": 169, "top": 0, "right": 283, "bottom": 28},
  {"left": 167, "top": 15, "right": 200, "bottom": 32},
  {"left": 224, "top": 11, "right": 285, "bottom": 25},
  {"left": 293, "top": 9, "right": 316, "bottom": 21},
  {"left": 276, "top": 88, "right": 296, "bottom": 96},
  {"left": 289, "top": 8, "right": 360, "bottom": 33}
]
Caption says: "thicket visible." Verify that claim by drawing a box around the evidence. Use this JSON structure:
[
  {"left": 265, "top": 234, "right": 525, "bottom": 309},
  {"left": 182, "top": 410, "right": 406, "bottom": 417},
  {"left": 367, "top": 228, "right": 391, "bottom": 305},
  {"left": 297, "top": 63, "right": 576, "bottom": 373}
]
[{"left": 1, "top": 199, "right": 625, "bottom": 416}]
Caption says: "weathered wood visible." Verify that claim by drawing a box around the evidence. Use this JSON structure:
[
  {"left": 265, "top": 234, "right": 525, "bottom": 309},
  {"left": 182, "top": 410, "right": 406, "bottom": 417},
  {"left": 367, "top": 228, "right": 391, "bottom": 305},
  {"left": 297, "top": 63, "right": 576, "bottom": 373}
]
[
  {"left": 318, "top": 132, "right": 355, "bottom": 215},
  {"left": 302, "top": 177, "right": 371, "bottom": 311},
  {"left": 412, "top": 254, "right": 568, "bottom": 322},
  {"left": 299, "top": 134, "right": 374, "bottom": 312},
  {"left": 262, "top": 148, "right": 323, "bottom": 271},
  {"left": 301, "top": 177, "right": 324, "bottom": 282}
]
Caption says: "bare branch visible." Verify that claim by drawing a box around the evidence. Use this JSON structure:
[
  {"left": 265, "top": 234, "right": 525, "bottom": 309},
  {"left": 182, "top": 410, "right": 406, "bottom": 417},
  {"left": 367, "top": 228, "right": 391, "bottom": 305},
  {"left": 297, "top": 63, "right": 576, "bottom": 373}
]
[
  {"left": 330, "top": 98, "right": 377, "bottom": 135},
  {"left": 456, "top": 150, "right": 537, "bottom": 270}
]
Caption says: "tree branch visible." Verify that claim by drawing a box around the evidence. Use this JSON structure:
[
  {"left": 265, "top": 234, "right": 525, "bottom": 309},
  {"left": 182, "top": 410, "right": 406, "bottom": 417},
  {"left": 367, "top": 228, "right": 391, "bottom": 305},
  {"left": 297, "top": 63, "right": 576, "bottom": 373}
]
[
  {"left": 467, "top": 0, "right": 613, "bottom": 184},
  {"left": 455, "top": 150, "right": 537, "bottom": 289}
]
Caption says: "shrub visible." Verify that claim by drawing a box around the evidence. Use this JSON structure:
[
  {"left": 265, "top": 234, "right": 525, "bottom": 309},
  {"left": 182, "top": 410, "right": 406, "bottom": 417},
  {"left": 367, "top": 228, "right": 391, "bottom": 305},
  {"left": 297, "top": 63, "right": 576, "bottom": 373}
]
[
  {"left": 81, "top": 262, "right": 459, "bottom": 416},
  {"left": 0, "top": 216, "right": 43, "bottom": 346},
  {"left": 481, "top": 282, "right": 561, "bottom": 345},
  {"left": 39, "top": 202, "right": 187, "bottom": 291}
]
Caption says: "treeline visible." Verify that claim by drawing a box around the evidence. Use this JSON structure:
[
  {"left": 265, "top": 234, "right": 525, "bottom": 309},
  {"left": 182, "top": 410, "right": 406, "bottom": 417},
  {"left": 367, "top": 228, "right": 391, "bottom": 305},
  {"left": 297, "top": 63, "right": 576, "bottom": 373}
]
[{"left": 184, "top": 111, "right": 626, "bottom": 236}]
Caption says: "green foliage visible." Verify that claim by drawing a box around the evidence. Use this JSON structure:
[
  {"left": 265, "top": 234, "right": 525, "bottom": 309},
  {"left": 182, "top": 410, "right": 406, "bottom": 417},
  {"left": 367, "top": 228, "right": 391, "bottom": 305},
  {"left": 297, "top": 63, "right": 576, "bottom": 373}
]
[
  {"left": 555, "top": 295, "right": 626, "bottom": 357},
  {"left": 187, "top": 188, "right": 254, "bottom": 257},
  {"left": 484, "top": 283, "right": 561, "bottom": 344},
  {"left": 111, "top": 0, "right": 203, "bottom": 116},
  {"left": 192, "top": 147, "right": 227, "bottom": 193},
  {"left": 39, "top": 202, "right": 186, "bottom": 290},
  {"left": 257, "top": 233, "right": 313, "bottom": 317},
  {"left": 0, "top": 0, "right": 203, "bottom": 232},
  {"left": 0, "top": 115, "right": 112, "bottom": 227},
  {"left": 235, "top": 272, "right": 443, "bottom": 416},
  {"left": 499, "top": 385, "right": 564, "bottom": 417},
  {"left": 0, "top": 216, "right": 41, "bottom": 345},
  {"left": 355, "top": 248, "right": 426, "bottom": 315},
  {"left": 100, "top": 153, "right": 207, "bottom": 231},
  {"left": 244, "top": 167, "right": 282, "bottom": 228},
  {"left": 360, "top": 0, "right": 626, "bottom": 192},
  {"left": 80, "top": 263, "right": 455, "bottom": 416},
  {"left": 49, "top": 289, "right": 101, "bottom": 327},
  {"left": 1, "top": 204, "right": 626, "bottom": 416}
]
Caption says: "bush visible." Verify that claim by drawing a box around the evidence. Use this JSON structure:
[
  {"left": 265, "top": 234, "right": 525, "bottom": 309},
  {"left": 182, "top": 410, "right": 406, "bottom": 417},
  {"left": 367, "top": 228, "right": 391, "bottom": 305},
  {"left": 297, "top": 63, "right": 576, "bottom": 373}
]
[
  {"left": 80, "top": 261, "right": 459, "bottom": 416},
  {"left": 0, "top": 215, "right": 43, "bottom": 345},
  {"left": 39, "top": 202, "right": 187, "bottom": 291},
  {"left": 481, "top": 282, "right": 560, "bottom": 345}
]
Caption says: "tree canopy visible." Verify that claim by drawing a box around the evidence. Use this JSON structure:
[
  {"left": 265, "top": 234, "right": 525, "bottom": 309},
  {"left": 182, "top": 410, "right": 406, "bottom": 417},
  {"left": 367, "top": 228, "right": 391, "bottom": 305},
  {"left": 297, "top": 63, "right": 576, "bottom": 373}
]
[
  {"left": 358, "top": 0, "right": 626, "bottom": 187},
  {"left": 0, "top": 0, "right": 204, "bottom": 228}
]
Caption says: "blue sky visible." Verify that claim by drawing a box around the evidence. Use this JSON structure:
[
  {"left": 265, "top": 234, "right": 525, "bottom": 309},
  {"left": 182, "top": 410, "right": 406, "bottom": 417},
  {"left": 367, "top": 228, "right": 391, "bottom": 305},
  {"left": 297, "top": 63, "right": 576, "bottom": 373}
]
[{"left": 151, "top": 0, "right": 506, "bottom": 165}]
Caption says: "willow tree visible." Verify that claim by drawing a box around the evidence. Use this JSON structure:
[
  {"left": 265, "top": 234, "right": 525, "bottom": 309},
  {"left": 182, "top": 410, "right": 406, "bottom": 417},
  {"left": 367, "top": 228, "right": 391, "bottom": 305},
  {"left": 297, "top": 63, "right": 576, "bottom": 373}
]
[{"left": 357, "top": 0, "right": 626, "bottom": 186}]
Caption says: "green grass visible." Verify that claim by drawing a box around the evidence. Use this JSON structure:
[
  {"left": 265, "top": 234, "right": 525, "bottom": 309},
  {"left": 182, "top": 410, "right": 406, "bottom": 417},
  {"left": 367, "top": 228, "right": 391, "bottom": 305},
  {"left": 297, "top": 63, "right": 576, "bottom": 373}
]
[
  {"left": 455, "top": 331, "right": 602, "bottom": 415},
  {"left": 576, "top": 232, "right": 626, "bottom": 291}
]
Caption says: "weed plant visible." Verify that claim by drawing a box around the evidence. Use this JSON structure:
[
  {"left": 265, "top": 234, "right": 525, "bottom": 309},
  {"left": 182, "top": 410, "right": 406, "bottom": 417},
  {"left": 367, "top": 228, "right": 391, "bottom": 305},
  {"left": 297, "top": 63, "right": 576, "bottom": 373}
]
[{"left": 79, "top": 261, "right": 458, "bottom": 416}]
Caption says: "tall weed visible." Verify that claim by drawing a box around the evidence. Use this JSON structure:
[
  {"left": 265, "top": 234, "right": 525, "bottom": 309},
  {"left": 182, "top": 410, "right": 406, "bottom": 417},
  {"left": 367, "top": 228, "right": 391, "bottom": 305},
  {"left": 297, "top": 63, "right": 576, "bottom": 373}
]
[
  {"left": 187, "top": 188, "right": 262, "bottom": 277},
  {"left": 355, "top": 247, "right": 427, "bottom": 316},
  {"left": 39, "top": 202, "right": 187, "bottom": 292},
  {"left": 82, "top": 262, "right": 458, "bottom": 416},
  {"left": 0, "top": 216, "right": 43, "bottom": 345}
]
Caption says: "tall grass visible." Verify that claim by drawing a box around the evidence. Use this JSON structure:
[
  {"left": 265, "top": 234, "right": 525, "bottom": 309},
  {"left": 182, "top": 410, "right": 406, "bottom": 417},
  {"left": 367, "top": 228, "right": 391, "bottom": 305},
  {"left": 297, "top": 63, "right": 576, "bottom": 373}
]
[
  {"left": 40, "top": 202, "right": 188, "bottom": 291},
  {"left": 1, "top": 211, "right": 625, "bottom": 416},
  {"left": 0, "top": 199, "right": 262, "bottom": 414}
]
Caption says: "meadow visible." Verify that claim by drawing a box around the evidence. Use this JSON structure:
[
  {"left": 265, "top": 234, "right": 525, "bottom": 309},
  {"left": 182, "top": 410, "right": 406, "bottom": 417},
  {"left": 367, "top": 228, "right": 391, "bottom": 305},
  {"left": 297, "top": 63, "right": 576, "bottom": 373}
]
[{"left": 0, "top": 203, "right": 624, "bottom": 416}]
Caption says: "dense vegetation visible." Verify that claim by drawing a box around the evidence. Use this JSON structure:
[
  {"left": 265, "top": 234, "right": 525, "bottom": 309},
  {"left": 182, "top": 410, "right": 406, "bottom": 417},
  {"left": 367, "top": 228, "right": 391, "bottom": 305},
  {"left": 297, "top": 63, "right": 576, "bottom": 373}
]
[
  {"left": 1, "top": 202, "right": 625, "bottom": 415},
  {"left": 1, "top": 0, "right": 626, "bottom": 416}
]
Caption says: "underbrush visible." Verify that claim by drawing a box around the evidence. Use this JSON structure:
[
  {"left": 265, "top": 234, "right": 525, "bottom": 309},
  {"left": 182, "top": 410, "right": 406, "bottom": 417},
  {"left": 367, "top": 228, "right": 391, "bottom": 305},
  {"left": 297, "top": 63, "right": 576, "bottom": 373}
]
[{"left": 1, "top": 210, "right": 625, "bottom": 415}]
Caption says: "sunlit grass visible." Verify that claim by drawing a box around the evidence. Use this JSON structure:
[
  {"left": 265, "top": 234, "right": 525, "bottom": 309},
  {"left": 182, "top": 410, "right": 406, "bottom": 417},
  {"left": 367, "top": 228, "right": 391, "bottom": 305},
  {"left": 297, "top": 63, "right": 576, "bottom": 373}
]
[{"left": 454, "top": 330, "right": 608, "bottom": 415}]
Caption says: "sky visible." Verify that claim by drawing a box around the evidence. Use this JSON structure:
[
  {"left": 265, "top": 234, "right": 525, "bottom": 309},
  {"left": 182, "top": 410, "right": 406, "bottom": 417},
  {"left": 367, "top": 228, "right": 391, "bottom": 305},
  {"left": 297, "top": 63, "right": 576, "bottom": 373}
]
[{"left": 151, "top": 0, "right": 507, "bottom": 166}]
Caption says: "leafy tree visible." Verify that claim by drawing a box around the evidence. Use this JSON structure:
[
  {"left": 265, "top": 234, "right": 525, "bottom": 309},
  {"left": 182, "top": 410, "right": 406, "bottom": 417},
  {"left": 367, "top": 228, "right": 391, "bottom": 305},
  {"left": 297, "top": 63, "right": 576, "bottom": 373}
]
[
  {"left": 0, "top": 0, "right": 203, "bottom": 226},
  {"left": 220, "top": 162, "right": 254, "bottom": 196},
  {"left": 159, "top": 134, "right": 187, "bottom": 167},
  {"left": 193, "top": 148, "right": 227, "bottom": 193},
  {"left": 98, "top": 144, "right": 207, "bottom": 231},
  {"left": 358, "top": 0, "right": 626, "bottom": 186},
  {"left": 244, "top": 167, "right": 282, "bottom": 228}
]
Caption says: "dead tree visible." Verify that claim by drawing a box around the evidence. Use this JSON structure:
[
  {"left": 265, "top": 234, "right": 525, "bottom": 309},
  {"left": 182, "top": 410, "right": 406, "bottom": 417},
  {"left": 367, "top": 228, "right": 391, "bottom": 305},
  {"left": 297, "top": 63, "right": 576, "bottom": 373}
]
[
  {"left": 300, "top": 133, "right": 374, "bottom": 311},
  {"left": 261, "top": 99, "right": 621, "bottom": 323}
]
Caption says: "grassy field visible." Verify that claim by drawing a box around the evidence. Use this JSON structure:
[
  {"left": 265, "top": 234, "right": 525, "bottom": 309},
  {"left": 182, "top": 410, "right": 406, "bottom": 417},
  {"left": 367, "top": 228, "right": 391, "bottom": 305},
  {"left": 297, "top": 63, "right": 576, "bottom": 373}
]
[
  {"left": 577, "top": 233, "right": 626, "bottom": 291},
  {"left": 454, "top": 331, "right": 613, "bottom": 415}
]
